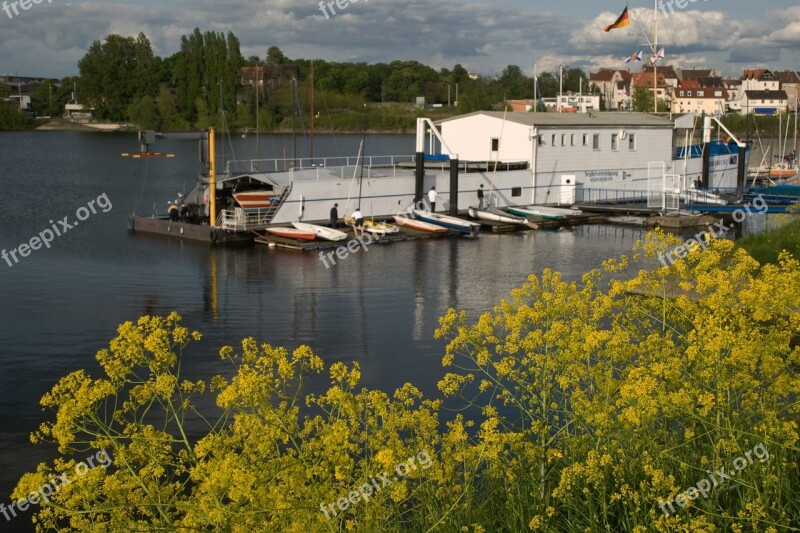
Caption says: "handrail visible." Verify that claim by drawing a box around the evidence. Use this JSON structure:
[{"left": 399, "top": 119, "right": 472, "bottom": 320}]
[{"left": 225, "top": 155, "right": 414, "bottom": 175}]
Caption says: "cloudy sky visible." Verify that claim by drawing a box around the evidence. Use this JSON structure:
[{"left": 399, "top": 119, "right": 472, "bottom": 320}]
[{"left": 1, "top": 0, "right": 798, "bottom": 79}]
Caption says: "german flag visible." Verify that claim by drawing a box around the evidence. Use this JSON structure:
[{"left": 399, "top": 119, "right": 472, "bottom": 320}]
[{"left": 603, "top": 7, "right": 630, "bottom": 32}]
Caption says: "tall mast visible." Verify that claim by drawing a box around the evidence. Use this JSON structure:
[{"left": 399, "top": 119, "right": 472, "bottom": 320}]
[
  {"left": 533, "top": 62, "right": 538, "bottom": 113},
  {"left": 653, "top": 0, "right": 658, "bottom": 113},
  {"left": 310, "top": 61, "right": 315, "bottom": 160}
]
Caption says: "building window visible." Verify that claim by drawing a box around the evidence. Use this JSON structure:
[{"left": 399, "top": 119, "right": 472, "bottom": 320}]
[
  {"left": 698, "top": 91, "right": 704, "bottom": 97},
  {"left": 491, "top": 138, "right": 499, "bottom": 152},
  {"left": 570, "top": 134, "right": 575, "bottom": 146},
  {"left": 552, "top": 134, "right": 556, "bottom": 147},
  {"left": 611, "top": 133, "right": 619, "bottom": 151},
  {"left": 561, "top": 134, "right": 566, "bottom": 146},
  {"left": 511, "top": 187, "right": 522, "bottom": 197},
  {"left": 688, "top": 91, "right": 692, "bottom": 97},
  {"left": 537, "top": 136, "right": 544, "bottom": 147},
  {"left": 583, "top": 134, "right": 588, "bottom": 146},
  {"left": 593, "top": 133, "right": 600, "bottom": 150},
  {"left": 628, "top": 133, "right": 636, "bottom": 150}
]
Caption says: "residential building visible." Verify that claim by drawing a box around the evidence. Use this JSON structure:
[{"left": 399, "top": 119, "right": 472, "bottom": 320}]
[
  {"left": 677, "top": 68, "right": 715, "bottom": 82},
  {"left": 588, "top": 69, "right": 631, "bottom": 110},
  {"left": 632, "top": 71, "right": 670, "bottom": 106},
  {"left": 740, "top": 89, "right": 788, "bottom": 115},
  {"left": 557, "top": 93, "right": 600, "bottom": 113},
  {"left": 774, "top": 70, "right": 800, "bottom": 111},
  {"left": 671, "top": 79, "right": 727, "bottom": 115}
]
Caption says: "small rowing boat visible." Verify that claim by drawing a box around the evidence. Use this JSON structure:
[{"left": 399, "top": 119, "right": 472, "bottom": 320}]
[
  {"left": 291, "top": 222, "right": 349, "bottom": 241},
  {"left": 233, "top": 190, "right": 279, "bottom": 209},
  {"left": 393, "top": 215, "right": 448, "bottom": 233},
  {"left": 468, "top": 206, "right": 530, "bottom": 225},
  {"left": 507, "top": 205, "right": 580, "bottom": 219},
  {"left": 411, "top": 210, "right": 480, "bottom": 235},
  {"left": 264, "top": 227, "right": 316, "bottom": 241}
]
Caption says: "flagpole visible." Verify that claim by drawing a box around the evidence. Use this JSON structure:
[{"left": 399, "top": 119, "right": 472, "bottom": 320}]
[{"left": 533, "top": 62, "right": 538, "bottom": 113}]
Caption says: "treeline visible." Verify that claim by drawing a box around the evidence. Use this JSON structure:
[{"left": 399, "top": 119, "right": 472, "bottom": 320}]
[{"left": 64, "top": 29, "right": 590, "bottom": 131}]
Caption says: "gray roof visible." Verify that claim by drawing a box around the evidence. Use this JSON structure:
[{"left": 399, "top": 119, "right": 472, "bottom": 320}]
[{"left": 436, "top": 111, "right": 673, "bottom": 128}]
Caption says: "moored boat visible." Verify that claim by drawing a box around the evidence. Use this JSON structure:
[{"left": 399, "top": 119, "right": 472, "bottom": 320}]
[
  {"left": 233, "top": 190, "right": 279, "bottom": 209},
  {"left": 507, "top": 205, "right": 580, "bottom": 219},
  {"left": 344, "top": 217, "right": 400, "bottom": 234},
  {"left": 411, "top": 210, "right": 480, "bottom": 235},
  {"left": 468, "top": 205, "right": 531, "bottom": 226},
  {"left": 393, "top": 215, "right": 448, "bottom": 233},
  {"left": 264, "top": 227, "right": 316, "bottom": 241},
  {"left": 291, "top": 222, "right": 349, "bottom": 241}
]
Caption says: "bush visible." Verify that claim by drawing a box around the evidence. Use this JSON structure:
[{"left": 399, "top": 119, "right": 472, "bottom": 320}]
[{"left": 15, "top": 232, "right": 800, "bottom": 531}]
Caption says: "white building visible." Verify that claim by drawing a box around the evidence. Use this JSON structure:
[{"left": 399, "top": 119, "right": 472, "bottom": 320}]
[
  {"left": 557, "top": 93, "right": 601, "bottom": 113},
  {"left": 436, "top": 111, "right": 676, "bottom": 204}
]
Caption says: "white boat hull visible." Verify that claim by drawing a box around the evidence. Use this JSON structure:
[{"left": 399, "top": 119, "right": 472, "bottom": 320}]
[{"left": 291, "top": 222, "right": 349, "bottom": 241}]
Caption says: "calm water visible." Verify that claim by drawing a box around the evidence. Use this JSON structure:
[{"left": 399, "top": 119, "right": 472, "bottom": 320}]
[{"left": 0, "top": 131, "right": 770, "bottom": 529}]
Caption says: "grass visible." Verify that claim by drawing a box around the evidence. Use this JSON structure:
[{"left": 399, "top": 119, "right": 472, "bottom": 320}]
[{"left": 735, "top": 214, "right": 800, "bottom": 265}]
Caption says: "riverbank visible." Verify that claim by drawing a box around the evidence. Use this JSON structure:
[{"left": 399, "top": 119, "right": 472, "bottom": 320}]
[{"left": 735, "top": 214, "right": 800, "bottom": 264}]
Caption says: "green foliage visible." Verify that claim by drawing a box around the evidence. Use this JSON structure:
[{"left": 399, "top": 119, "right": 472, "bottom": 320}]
[
  {"left": 16, "top": 234, "right": 800, "bottom": 531},
  {"left": 78, "top": 33, "right": 158, "bottom": 121},
  {"left": 632, "top": 87, "right": 669, "bottom": 112},
  {"left": 126, "top": 95, "right": 160, "bottom": 130},
  {"left": 0, "top": 101, "right": 30, "bottom": 129},
  {"left": 735, "top": 215, "right": 800, "bottom": 265}
]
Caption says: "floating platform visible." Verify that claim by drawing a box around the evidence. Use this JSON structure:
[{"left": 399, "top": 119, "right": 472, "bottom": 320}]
[{"left": 127, "top": 215, "right": 253, "bottom": 245}]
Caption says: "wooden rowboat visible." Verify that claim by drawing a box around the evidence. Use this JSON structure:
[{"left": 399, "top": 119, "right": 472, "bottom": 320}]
[
  {"left": 393, "top": 215, "right": 448, "bottom": 233},
  {"left": 411, "top": 210, "right": 480, "bottom": 235},
  {"left": 233, "top": 190, "right": 279, "bottom": 209},
  {"left": 291, "top": 222, "right": 349, "bottom": 241},
  {"left": 264, "top": 227, "right": 316, "bottom": 241}
]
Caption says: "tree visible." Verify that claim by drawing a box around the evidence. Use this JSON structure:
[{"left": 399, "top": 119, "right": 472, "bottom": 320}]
[
  {"left": 266, "top": 46, "right": 288, "bottom": 65},
  {"left": 156, "top": 86, "right": 186, "bottom": 130},
  {"left": 77, "top": 33, "right": 157, "bottom": 121},
  {"left": 499, "top": 65, "right": 527, "bottom": 99},
  {"left": 632, "top": 86, "right": 668, "bottom": 112},
  {"left": 127, "top": 95, "right": 160, "bottom": 129}
]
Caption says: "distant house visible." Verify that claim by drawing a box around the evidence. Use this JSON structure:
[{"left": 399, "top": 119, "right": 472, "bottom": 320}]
[
  {"left": 632, "top": 71, "right": 670, "bottom": 106},
  {"left": 740, "top": 89, "right": 788, "bottom": 115},
  {"left": 556, "top": 93, "right": 600, "bottom": 113},
  {"left": 588, "top": 69, "right": 631, "bottom": 110},
  {"left": 774, "top": 70, "right": 800, "bottom": 111},
  {"left": 677, "top": 68, "right": 715, "bottom": 82},
  {"left": 671, "top": 80, "right": 727, "bottom": 115}
]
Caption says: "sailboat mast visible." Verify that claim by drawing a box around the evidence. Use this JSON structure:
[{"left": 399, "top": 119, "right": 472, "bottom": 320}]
[
  {"left": 310, "top": 61, "right": 315, "bottom": 160},
  {"left": 653, "top": 0, "right": 658, "bottom": 113}
]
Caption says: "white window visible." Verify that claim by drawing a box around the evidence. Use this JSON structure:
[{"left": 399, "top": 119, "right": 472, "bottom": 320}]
[
  {"left": 593, "top": 134, "right": 600, "bottom": 150},
  {"left": 491, "top": 138, "right": 499, "bottom": 152},
  {"left": 628, "top": 134, "right": 636, "bottom": 150},
  {"left": 582, "top": 134, "right": 588, "bottom": 146},
  {"left": 570, "top": 134, "right": 575, "bottom": 146},
  {"left": 551, "top": 134, "right": 556, "bottom": 147},
  {"left": 561, "top": 134, "right": 566, "bottom": 146},
  {"left": 611, "top": 133, "right": 619, "bottom": 151}
]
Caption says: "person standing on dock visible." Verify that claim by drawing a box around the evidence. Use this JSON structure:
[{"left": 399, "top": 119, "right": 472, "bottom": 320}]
[
  {"left": 330, "top": 203, "right": 339, "bottom": 228},
  {"left": 428, "top": 186, "right": 441, "bottom": 212},
  {"left": 352, "top": 207, "right": 364, "bottom": 237},
  {"left": 477, "top": 184, "right": 485, "bottom": 209}
]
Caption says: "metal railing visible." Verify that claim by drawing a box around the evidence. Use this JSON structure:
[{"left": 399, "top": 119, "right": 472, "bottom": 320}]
[{"left": 225, "top": 155, "right": 414, "bottom": 175}]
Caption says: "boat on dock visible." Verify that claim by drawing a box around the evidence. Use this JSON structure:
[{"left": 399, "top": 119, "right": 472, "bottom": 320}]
[
  {"left": 506, "top": 205, "right": 580, "bottom": 219},
  {"left": 263, "top": 227, "right": 317, "bottom": 241},
  {"left": 468, "top": 205, "right": 536, "bottom": 229},
  {"left": 411, "top": 210, "right": 480, "bottom": 235},
  {"left": 343, "top": 217, "right": 400, "bottom": 235},
  {"left": 291, "top": 222, "right": 348, "bottom": 241},
  {"left": 393, "top": 215, "right": 448, "bottom": 233}
]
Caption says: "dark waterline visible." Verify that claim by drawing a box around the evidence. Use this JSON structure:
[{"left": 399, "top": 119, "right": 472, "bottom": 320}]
[{"left": 0, "top": 131, "right": 772, "bottom": 530}]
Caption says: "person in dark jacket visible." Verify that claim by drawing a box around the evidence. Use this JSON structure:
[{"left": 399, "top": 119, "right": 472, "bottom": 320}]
[{"left": 330, "top": 203, "right": 339, "bottom": 228}]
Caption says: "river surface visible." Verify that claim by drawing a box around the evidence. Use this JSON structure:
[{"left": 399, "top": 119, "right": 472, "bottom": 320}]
[{"left": 0, "top": 131, "right": 775, "bottom": 530}]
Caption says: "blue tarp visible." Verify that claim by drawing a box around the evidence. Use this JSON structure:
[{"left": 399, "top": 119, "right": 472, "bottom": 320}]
[
  {"left": 674, "top": 140, "right": 744, "bottom": 159},
  {"left": 424, "top": 154, "right": 451, "bottom": 161}
]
